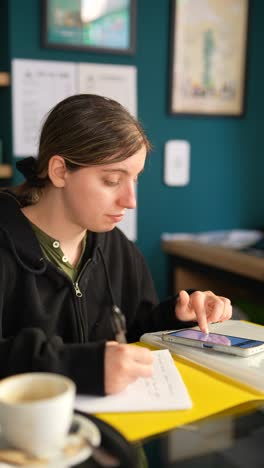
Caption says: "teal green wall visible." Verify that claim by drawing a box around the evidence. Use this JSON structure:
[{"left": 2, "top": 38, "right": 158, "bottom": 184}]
[{"left": 2, "top": 0, "right": 264, "bottom": 298}]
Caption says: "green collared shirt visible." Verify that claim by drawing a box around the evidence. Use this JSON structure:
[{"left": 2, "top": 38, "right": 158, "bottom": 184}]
[{"left": 31, "top": 222, "right": 87, "bottom": 281}]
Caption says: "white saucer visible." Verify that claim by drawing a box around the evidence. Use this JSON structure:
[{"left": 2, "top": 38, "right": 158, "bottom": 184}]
[{"left": 0, "top": 413, "right": 101, "bottom": 468}]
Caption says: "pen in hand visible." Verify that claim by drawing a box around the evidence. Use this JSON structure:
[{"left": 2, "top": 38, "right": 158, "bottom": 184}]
[
  {"left": 106, "top": 305, "right": 153, "bottom": 394},
  {"left": 111, "top": 305, "right": 127, "bottom": 344}
]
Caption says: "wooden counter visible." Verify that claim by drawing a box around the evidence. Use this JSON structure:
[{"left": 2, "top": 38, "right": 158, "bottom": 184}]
[{"left": 161, "top": 240, "right": 264, "bottom": 305}]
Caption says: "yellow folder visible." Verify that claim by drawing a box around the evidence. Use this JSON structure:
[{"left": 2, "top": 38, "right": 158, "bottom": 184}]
[{"left": 96, "top": 342, "right": 264, "bottom": 442}]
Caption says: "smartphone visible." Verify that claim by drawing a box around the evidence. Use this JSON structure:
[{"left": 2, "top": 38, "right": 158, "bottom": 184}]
[{"left": 161, "top": 328, "right": 264, "bottom": 357}]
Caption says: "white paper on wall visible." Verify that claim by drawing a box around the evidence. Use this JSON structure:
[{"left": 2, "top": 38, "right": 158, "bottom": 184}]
[
  {"left": 78, "top": 62, "right": 137, "bottom": 116},
  {"left": 12, "top": 59, "right": 78, "bottom": 157}
]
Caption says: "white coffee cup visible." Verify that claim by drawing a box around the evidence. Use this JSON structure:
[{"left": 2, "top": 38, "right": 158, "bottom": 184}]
[{"left": 0, "top": 372, "right": 76, "bottom": 458}]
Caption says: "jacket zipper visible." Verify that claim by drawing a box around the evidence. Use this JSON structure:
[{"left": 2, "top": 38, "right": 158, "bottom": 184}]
[
  {"left": 72, "top": 258, "right": 92, "bottom": 342},
  {"left": 46, "top": 259, "right": 91, "bottom": 343},
  {"left": 73, "top": 257, "right": 91, "bottom": 297},
  {"left": 73, "top": 282, "right": 82, "bottom": 297}
]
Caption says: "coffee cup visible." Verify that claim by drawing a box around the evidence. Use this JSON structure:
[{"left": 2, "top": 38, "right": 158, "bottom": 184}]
[{"left": 0, "top": 372, "right": 76, "bottom": 458}]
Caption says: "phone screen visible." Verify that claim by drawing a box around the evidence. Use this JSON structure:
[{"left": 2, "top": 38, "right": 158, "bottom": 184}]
[{"left": 166, "top": 329, "right": 264, "bottom": 348}]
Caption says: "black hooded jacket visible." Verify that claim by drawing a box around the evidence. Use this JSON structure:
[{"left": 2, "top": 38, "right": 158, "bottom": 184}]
[{"left": 0, "top": 191, "right": 192, "bottom": 395}]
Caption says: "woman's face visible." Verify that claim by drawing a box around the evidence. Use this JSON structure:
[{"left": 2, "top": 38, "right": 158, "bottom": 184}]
[{"left": 62, "top": 146, "right": 147, "bottom": 232}]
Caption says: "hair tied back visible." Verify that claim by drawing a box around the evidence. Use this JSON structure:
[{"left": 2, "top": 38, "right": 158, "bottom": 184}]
[{"left": 16, "top": 157, "right": 45, "bottom": 188}]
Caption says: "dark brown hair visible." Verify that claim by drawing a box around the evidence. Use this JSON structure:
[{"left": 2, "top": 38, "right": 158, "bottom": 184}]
[{"left": 13, "top": 94, "right": 151, "bottom": 204}]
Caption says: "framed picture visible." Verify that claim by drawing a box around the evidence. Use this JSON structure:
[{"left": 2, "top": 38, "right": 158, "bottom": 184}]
[
  {"left": 169, "top": 0, "right": 249, "bottom": 116},
  {"left": 42, "top": 0, "right": 136, "bottom": 55}
]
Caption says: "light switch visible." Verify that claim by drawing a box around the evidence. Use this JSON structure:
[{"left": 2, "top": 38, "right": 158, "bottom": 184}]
[{"left": 164, "top": 140, "right": 190, "bottom": 186}]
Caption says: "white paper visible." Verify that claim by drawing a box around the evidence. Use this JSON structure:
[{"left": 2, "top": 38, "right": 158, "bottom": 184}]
[
  {"left": 116, "top": 207, "right": 136, "bottom": 242},
  {"left": 78, "top": 63, "right": 137, "bottom": 116},
  {"left": 12, "top": 59, "right": 77, "bottom": 157},
  {"left": 75, "top": 350, "right": 192, "bottom": 413}
]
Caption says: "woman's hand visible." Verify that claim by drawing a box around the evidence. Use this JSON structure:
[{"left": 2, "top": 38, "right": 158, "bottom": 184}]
[
  {"left": 175, "top": 290, "right": 232, "bottom": 334},
  {"left": 104, "top": 342, "right": 153, "bottom": 395}
]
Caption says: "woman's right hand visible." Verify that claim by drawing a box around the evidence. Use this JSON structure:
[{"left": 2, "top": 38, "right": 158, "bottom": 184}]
[{"left": 104, "top": 341, "right": 153, "bottom": 394}]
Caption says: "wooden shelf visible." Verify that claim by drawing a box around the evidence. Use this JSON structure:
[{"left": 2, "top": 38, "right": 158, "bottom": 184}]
[
  {"left": 0, "top": 72, "right": 10, "bottom": 87},
  {"left": 0, "top": 164, "right": 12, "bottom": 178},
  {"left": 162, "top": 239, "right": 264, "bottom": 282}
]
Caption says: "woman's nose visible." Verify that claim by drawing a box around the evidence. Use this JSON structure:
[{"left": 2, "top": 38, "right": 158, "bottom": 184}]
[{"left": 118, "top": 183, "right": 137, "bottom": 209}]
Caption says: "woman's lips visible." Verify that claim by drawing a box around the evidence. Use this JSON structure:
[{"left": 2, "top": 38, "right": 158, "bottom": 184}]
[{"left": 107, "top": 214, "right": 124, "bottom": 222}]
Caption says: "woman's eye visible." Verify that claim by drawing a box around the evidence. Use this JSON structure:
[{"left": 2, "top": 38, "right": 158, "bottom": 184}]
[{"left": 104, "top": 179, "right": 120, "bottom": 187}]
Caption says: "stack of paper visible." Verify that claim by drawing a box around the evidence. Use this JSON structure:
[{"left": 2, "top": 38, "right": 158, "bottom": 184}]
[{"left": 161, "top": 230, "right": 263, "bottom": 249}]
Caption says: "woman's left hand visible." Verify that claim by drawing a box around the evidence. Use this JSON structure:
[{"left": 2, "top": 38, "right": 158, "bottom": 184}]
[{"left": 175, "top": 290, "right": 232, "bottom": 334}]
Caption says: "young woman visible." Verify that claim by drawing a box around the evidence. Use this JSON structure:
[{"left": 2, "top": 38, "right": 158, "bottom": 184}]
[{"left": 0, "top": 94, "right": 232, "bottom": 395}]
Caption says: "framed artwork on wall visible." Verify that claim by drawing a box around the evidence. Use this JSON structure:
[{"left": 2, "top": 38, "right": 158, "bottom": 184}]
[
  {"left": 42, "top": 0, "right": 136, "bottom": 55},
  {"left": 169, "top": 0, "right": 249, "bottom": 116}
]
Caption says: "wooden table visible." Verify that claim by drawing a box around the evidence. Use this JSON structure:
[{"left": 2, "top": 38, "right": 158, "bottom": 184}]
[{"left": 161, "top": 240, "right": 264, "bottom": 306}]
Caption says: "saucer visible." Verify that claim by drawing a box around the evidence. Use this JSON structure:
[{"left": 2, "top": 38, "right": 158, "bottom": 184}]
[{"left": 0, "top": 413, "right": 101, "bottom": 468}]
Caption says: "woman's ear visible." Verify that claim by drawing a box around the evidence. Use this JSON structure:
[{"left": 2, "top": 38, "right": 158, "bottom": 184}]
[{"left": 48, "top": 156, "right": 67, "bottom": 188}]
